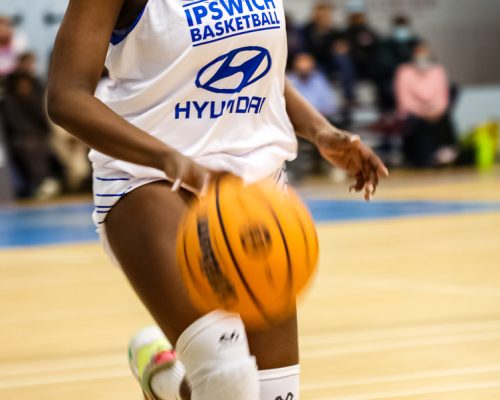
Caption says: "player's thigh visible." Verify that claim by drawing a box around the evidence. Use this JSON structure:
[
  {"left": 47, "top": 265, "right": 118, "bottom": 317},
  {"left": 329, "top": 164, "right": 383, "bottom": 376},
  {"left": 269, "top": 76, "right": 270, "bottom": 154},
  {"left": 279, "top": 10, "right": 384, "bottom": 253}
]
[
  {"left": 247, "top": 312, "right": 299, "bottom": 370},
  {"left": 105, "top": 181, "right": 202, "bottom": 344}
]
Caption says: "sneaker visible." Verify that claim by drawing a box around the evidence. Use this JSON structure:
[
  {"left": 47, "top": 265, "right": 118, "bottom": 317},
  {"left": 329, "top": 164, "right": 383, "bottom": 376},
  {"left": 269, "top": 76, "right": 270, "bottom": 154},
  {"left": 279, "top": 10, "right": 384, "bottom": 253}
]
[{"left": 128, "top": 326, "right": 177, "bottom": 400}]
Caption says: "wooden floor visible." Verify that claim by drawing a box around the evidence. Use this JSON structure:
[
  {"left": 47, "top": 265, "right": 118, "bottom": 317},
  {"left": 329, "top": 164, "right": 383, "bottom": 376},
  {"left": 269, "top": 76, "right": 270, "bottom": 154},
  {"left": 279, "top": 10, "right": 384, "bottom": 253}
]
[{"left": 1, "top": 169, "right": 500, "bottom": 399}]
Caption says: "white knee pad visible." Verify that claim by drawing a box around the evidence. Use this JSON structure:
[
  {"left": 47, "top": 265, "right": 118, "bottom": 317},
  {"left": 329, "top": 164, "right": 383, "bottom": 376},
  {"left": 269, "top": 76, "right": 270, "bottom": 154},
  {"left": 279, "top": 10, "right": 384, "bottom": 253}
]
[
  {"left": 259, "top": 365, "right": 300, "bottom": 400},
  {"left": 176, "top": 310, "right": 259, "bottom": 400}
]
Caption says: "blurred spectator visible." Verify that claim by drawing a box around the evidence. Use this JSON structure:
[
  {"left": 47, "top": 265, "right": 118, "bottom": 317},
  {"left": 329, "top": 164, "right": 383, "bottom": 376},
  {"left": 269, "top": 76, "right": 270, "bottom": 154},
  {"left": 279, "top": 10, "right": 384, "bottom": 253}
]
[
  {"left": 48, "top": 67, "right": 100, "bottom": 193},
  {"left": 387, "top": 16, "right": 420, "bottom": 66},
  {"left": 51, "top": 122, "right": 91, "bottom": 192},
  {"left": 344, "top": 12, "right": 379, "bottom": 81},
  {"left": 4, "top": 52, "right": 43, "bottom": 93},
  {"left": 0, "top": 16, "right": 17, "bottom": 77},
  {"left": 301, "top": 2, "right": 357, "bottom": 126},
  {"left": 374, "top": 15, "right": 420, "bottom": 111},
  {"left": 395, "top": 43, "right": 457, "bottom": 167},
  {"left": 287, "top": 53, "right": 337, "bottom": 181},
  {"left": 330, "top": 39, "right": 357, "bottom": 127},
  {"left": 287, "top": 52, "right": 336, "bottom": 118},
  {"left": 285, "top": 14, "right": 305, "bottom": 70},
  {"left": 2, "top": 55, "right": 59, "bottom": 198},
  {"left": 16, "top": 51, "right": 36, "bottom": 75},
  {"left": 302, "top": 1, "right": 342, "bottom": 73}
]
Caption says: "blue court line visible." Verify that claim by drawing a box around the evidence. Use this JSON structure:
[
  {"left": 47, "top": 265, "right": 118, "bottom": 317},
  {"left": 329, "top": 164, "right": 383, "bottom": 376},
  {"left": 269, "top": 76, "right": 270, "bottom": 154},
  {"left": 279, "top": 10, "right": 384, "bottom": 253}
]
[
  {"left": 308, "top": 200, "right": 500, "bottom": 223},
  {"left": 0, "top": 204, "right": 97, "bottom": 248},
  {"left": 1, "top": 200, "right": 500, "bottom": 248}
]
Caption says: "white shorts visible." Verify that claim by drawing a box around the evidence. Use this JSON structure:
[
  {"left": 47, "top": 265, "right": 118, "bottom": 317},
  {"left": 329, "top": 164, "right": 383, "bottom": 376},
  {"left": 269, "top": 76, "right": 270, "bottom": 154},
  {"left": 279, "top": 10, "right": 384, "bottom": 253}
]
[{"left": 93, "top": 166, "right": 288, "bottom": 266}]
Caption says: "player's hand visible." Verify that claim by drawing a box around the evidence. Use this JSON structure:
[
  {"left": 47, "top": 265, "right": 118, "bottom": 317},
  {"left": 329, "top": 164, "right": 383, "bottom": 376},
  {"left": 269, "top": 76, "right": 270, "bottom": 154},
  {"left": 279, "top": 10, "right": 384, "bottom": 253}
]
[
  {"left": 161, "top": 151, "right": 219, "bottom": 194},
  {"left": 315, "top": 128, "right": 389, "bottom": 201}
]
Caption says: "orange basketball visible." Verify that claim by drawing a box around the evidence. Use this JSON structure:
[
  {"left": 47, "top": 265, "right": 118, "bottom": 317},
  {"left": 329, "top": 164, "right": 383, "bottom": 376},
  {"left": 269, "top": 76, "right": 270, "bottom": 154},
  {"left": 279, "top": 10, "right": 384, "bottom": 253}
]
[{"left": 176, "top": 175, "right": 319, "bottom": 330}]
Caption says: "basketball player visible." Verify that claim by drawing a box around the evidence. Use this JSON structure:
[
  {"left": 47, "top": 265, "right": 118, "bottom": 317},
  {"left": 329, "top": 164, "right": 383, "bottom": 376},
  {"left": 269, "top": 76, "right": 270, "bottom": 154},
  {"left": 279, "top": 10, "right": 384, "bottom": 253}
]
[{"left": 47, "top": 1, "right": 388, "bottom": 399}]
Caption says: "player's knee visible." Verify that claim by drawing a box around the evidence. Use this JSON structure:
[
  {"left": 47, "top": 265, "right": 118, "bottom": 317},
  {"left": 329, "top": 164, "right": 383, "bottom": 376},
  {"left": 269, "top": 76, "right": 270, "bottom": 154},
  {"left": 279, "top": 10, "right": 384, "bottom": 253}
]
[{"left": 176, "top": 310, "right": 259, "bottom": 400}]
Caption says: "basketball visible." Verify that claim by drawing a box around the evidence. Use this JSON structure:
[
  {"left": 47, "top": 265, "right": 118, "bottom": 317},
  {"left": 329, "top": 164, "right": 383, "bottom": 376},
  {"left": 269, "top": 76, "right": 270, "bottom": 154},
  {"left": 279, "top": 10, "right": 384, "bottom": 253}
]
[{"left": 176, "top": 175, "right": 319, "bottom": 330}]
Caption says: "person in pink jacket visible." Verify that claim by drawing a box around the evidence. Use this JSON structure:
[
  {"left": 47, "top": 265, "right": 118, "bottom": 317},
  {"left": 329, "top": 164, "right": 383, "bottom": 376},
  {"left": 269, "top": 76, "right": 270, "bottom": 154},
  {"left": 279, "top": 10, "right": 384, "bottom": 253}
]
[
  {"left": 395, "top": 42, "right": 457, "bottom": 167},
  {"left": 0, "top": 16, "right": 17, "bottom": 77}
]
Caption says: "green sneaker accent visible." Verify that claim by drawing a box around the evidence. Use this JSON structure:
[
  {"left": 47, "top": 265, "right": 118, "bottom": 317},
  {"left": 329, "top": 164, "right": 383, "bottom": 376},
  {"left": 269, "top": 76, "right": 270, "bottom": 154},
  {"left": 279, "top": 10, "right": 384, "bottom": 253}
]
[
  {"left": 129, "top": 326, "right": 178, "bottom": 400},
  {"left": 135, "top": 338, "right": 172, "bottom": 379}
]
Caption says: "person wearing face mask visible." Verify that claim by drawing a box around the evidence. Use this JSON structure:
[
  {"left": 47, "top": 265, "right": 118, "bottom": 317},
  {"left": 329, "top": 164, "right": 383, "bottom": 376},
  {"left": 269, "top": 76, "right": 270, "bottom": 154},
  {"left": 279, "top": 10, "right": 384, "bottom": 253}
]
[
  {"left": 395, "top": 42, "right": 457, "bottom": 167},
  {"left": 390, "top": 16, "right": 419, "bottom": 64},
  {"left": 288, "top": 52, "right": 337, "bottom": 118},
  {"left": 287, "top": 52, "right": 337, "bottom": 180},
  {"left": 373, "top": 15, "right": 420, "bottom": 112}
]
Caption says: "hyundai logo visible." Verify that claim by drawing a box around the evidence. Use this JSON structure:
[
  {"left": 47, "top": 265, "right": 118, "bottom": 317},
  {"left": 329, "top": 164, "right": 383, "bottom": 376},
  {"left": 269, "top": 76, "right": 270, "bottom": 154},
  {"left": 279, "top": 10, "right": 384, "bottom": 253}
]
[{"left": 196, "top": 46, "right": 272, "bottom": 94}]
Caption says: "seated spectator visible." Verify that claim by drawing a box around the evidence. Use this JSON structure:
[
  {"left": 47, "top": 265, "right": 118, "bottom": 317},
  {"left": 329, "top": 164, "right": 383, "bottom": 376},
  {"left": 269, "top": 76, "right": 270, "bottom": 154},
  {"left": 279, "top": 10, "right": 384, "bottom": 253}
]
[
  {"left": 387, "top": 16, "right": 420, "bottom": 65},
  {"left": 50, "top": 122, "right": 91, "bottom": 192},
  {"left": 330, "top": 39, "right": 357, "bottom": 128},
  {"left": 287, "top": 52, "right": 337, "bottom": 118},
  {"left": 344, "top": 11, "right": 379, "bottom": 81},
  {"left": 287, "top": 53, "right": 337, "bottom": 180},
  {"left": 302, "top": 1, "right": 342, "bottom": 74},
  {"left": 0, "top": 16, "right": 17, "bottom": 78},
  {"left": 16, "top": 51, "right": 36, "bottom": 75},
  {"left": 300, "top": 1, "right": 358, "bottom": 127},
  {"left": 285, "top": 14, "right": 304, "bottom": 71},
  {"left": 374, "top": 15, "right": 420, "bottom": 111},
  {"left": 48, "top": 66, "right": 100, "bottom": 193},
  {"left": 3, "top": 60, "right": 59, "bottom": 198},
  {"left": 395, "top": 43, "right": 457, "bottom": 167},
  {"left": 4, "top": 51, "right": 43, "bottom": 92}
]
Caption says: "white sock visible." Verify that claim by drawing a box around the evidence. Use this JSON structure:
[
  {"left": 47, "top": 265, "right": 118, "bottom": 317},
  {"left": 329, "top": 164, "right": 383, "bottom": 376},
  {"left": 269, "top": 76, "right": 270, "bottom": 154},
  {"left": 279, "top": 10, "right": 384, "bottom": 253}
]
[
  {"left": 176, "top": 310, "right": 260, "bottom": 400},
  {"left": 150, "top": 360, "right": 185, "bottom": 400},
  {"left": 151, "top": 363, "right": 301, "bottom": 400},
  {"left": 259, "top": 365, "right": 300, "bottom": 400}
]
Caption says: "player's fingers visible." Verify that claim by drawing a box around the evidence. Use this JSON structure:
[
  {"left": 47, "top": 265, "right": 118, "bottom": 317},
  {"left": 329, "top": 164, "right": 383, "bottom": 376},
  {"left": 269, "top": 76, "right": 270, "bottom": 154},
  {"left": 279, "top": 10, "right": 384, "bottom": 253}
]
[
  {"left": 199, "top": 172, "right": 212, "bottom": 197},
  {"left": 170, "top": 160, "right": 187, "bottom": 192},
  {"left": 368, "top": 164, "right": 379, "bottom": 189},
  {"left": 349, "top": 173, "right": 365, "bottom": 192},
  {"left": 371, "top": 153, "right": 389, "bottom": 178},
  {"left": 371, "top": 173, "right": 379, "bottom": 196},
  {"left": 362, "top": 156, "right": 372, "bottom": 186},
  {"left": 364, "top": 186, "right": 371, "bottom": 201},
  {"left": 171, "top": 178, "right": 182, "bottom": 192},
  {"left": 364, "top": 170, "right": 379, "bottom": 201},
  {"left": 180, "top": 161, "right": 211, "bottom": 194}
]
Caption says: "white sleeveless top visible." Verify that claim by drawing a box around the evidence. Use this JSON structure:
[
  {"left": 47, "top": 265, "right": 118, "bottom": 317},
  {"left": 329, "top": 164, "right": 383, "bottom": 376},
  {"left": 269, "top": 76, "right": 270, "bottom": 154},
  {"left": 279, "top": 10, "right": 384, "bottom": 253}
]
[{"left": 90, "top": 0, "right": 296, "bottom": 185}]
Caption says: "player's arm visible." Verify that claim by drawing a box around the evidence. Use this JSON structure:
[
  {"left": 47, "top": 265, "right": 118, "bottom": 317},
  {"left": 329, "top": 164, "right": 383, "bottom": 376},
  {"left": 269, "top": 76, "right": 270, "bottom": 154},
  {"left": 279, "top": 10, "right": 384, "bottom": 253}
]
[
  {"left": 284, "top": 78, "right": 389, "bottom": 200},
  {"left": 47, "top": 0, "right": 209, "bottom": 191}
]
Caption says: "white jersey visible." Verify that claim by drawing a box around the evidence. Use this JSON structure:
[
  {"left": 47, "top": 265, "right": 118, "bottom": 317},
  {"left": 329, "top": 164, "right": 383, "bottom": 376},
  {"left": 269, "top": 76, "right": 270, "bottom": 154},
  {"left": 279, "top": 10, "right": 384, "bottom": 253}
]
[{"left": 91, "top": 0, "right": 296, "bottom": 188}]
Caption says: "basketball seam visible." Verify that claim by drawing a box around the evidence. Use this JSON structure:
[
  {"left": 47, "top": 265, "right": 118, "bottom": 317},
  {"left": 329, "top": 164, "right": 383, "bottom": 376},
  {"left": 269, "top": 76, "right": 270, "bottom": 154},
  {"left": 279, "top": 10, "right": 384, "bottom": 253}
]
[
  {"left": 290, "top": 204, "right": 312, "bottom": 275},
  {"left": 183, "top": 223, "right": 203, "bottom": 290},
  {"left": 214, "top": 179, "right": 274, "bottom": 325},
  {"left": 235, "top": 190, "right": 276, "bottom": 289},
  {"left": 252, "top": 185, "right": 294, "bottom": 297}
]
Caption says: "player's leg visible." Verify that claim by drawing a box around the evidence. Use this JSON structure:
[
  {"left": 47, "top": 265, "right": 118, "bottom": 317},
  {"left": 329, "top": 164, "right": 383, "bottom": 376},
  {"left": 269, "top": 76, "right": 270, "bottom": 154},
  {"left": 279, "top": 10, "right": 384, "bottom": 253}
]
[
  {"left": 105, "top": 181, "right": 259, "bottom": 400},
  {"left": 129, "top": 316, "right": 300, "bottom": 400},
  {"left": 128, "top": 304, "right": 301, "bottom": 400},
  {"left": 247, "top": 167, "right": 301, "bottom": 400},
  {"left": 248, "top": 314, "right": 301, "bottom": 400}
]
